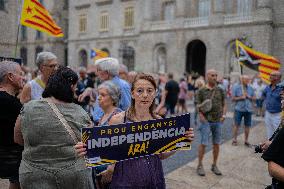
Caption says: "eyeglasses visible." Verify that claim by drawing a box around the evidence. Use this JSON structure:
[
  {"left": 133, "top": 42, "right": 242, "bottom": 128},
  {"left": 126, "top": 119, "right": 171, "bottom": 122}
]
[
  {"left": 98, "top": 93, "right": 110, "bottom": 98},
  {"left": 43, "top": 64, "right": 58, "bottom": 69},
  {"left": 210, "top": 74, "right": 218, "bottom": 77},
  {"left": 8, "top": 71, "right": 24, "bottom": 77},
  {"left": 134, "top": 88, "right": 156, "bottom": 96}
]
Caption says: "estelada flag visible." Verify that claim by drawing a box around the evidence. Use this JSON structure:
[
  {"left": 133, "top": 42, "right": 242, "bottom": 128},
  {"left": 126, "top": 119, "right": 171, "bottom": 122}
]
[
  {"left": 90, "top": 48, "right": 109, "bottom": 62},
  {"left": 235, "top": 40, "right": 281, "bottom": 84},
  {"left": 20, "top": 0, "right": 64, "bottom": 37}
]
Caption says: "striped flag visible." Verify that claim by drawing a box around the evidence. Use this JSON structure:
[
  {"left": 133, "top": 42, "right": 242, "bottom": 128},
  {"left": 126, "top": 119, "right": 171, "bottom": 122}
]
[
  {"left": 90, "top": 48, "right": 109, "bottom": 62},
  {"left": 20, "top": 0, "right": 63, "bottom": 37},
  {"left": 235, "top": 40, "right": 281, "bottom": 84}
]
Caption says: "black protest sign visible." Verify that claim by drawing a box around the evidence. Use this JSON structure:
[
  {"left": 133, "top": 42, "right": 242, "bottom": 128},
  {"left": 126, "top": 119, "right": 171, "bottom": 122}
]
[{"left": 82, "top": 113, "right": 191, "bottom": 167}]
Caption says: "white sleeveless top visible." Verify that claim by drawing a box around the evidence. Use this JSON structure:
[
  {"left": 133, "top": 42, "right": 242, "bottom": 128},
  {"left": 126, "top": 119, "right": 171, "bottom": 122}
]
[{"left": 29, "top": 77, "right": 45, "bottom": 100}]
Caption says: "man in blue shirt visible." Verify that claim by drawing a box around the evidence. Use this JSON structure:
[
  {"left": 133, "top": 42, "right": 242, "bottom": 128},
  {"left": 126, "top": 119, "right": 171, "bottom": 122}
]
[
  {"left": 262, "top": 71, "right": 282, "bottom": 139},
  {"left": 232, "top": 75, "right": 255, "bottom": 146},
  {"left": 78, "top": 58, "right": 131, "bottom": 124}
]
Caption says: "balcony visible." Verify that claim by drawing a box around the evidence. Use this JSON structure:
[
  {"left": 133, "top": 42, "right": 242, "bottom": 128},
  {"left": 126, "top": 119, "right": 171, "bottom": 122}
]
[
  {"left": 224, "top": 14, "right": 253, "bottom": 24},
  {"left": 141, "top": 19, "right": 181, "bottom": 32},
  {"left": 183, "top": 17, "right": 209, "bottom": 28},
  {"left": 141, "top": 17, "right": 209, "bottom": 32},
  {"left": 142, "top": 11, "right": 271, "bottom": 32},
  {"left": 224, "top": 10, "right": 272, "bottom": 25}
]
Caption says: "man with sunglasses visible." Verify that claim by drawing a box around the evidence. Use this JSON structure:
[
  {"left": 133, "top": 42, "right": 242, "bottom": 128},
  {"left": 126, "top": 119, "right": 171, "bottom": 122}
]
[{"left": 20, "top": 52, "right": 58, "bottom": 103}]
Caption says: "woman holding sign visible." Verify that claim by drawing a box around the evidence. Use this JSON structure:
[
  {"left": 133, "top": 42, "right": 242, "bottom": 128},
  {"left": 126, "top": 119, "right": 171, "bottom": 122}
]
[{"left": 76, "top": 73, "right": 194, "bottom": 189}]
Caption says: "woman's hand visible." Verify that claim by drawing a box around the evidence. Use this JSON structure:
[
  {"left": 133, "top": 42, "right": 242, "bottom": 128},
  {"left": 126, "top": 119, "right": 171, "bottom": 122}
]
[
  {"left": 78, "top": 88, "right": 93, "bottom": 102},
  {"left": 98, "top": 164, "right": 115, "bottom": 184},
  {"left": 74, "top": 142, "right": 87, "bottom": 157},
  {"left": 185, "top": 128, "right": 194, "bottom": 142},
  {"left": 260, "top": 140, "right": 272, "bottom": 152}
]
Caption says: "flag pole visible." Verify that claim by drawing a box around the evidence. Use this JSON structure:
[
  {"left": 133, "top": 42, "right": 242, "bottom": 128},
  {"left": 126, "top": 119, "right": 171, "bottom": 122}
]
[
  {"left": 14, "top": 0, "right": 24, "bottom": 58},
  {"left": 235, "top": 39, "right": 245, "bottom": 95}
]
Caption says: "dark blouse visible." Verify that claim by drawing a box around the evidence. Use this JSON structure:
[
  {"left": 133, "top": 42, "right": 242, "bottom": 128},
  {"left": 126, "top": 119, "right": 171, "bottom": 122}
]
[{"left": 110, "top": 113, "right": 165, "bottom": 189}]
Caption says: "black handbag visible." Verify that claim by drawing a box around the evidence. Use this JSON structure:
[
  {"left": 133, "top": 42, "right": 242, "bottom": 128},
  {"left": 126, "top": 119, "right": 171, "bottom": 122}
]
[
  {"left": 265, "top": 179, "right": 281, "bottom": 189},
  {"left": 0, "top": 147, "right": 22, "bottom": 179}
]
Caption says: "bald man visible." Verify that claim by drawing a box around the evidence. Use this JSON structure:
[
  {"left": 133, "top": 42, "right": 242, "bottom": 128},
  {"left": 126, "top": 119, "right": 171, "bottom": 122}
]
[
  {"left": 195, "top": 69, "right": 226, "bottom": 176},
  {"left": 0, "top": 61, "right": 24, "bottom": 189},
  {"left": 262, "top": 71, "right": 282, "bottom": 139}
]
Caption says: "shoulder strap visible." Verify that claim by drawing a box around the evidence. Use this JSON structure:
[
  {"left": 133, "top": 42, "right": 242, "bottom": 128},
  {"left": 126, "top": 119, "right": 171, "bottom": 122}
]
[
  {"left": 44, "top": 99, "right": 79, "bottom": 144},
  {"left": 210, "top": 88, "right": 216, "bottom": 100},
  {"left": 35, "top": 78, "right": 46, "bottom": 89}
]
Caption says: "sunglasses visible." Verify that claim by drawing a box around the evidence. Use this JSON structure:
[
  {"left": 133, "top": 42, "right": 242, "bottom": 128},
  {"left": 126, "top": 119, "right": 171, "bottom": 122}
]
[{"left": 43, "top": 64, "right": 58, "bottom": 68}]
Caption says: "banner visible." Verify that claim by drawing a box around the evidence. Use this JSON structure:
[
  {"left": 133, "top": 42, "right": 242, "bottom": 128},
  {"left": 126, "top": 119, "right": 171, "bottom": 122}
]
[
  {"left": 82, "top": 113, "right": 191, "bottom": 167},
  {"left": 90, "top": 48, "right": 109, "bottom": 62},
  {"left": 235, "top": 40, "right": 281, "bottom": 84},
  {"left": 20, "top": 0, "right": 64, "bottom": 37},
  {"left": 0, "top": 56, "right": 22, "bottom": 65}
]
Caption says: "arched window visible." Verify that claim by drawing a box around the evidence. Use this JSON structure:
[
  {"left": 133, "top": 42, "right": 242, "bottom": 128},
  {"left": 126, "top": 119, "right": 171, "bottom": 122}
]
[
  {"left": 20, "top": 47, "right": 28, "bottom": 66},
  {"left": 35, "top": 46, "right": 43, "bottom": 63},
  {"left": 0, "top": 0, "right": 5, "bottom": 10},
  {"left": 154, "top": 44, "right": 167, "bottom": 73},
  {"left": 79, "top": 49, "right": 88, "bottom": 67},
  {"left": 119, "top": 45, "right": 135, "bottom": 71},
  {"left": 186, "top": 40, "right": 206, "bottom": 76}
]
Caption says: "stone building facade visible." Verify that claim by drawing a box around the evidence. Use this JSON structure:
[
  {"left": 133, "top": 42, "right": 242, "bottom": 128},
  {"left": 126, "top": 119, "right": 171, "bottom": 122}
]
[
  {"left": 68, "top": 0, "right": 284, "bottom": 77},
  {"left": 0, "top": 0, "right": 68, "bottom": 68}
]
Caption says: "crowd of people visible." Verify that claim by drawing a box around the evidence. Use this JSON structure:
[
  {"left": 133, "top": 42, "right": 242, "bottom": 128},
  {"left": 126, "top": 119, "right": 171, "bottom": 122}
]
[{"left": 0, "top": 50, "right": 283, "bottom": 188}]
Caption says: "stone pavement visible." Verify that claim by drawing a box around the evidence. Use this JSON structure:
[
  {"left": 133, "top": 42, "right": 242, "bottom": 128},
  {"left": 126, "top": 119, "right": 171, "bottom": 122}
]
[
  {"left": 165, "top": 122, "right": 271, "bottom": 189},
  {"left": 0, "top": 122, "right": 271, "bottom": 189}
]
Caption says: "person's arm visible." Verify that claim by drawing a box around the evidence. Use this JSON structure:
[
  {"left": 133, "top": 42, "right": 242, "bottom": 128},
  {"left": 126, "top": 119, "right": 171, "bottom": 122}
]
[
  {"left": 260, "top": 140, "right": 272, "bottom": 152},
  {"left": 14, "top": 116, "right": 24, "bottom": 145},
  {"left": 247, "top": 87, "right": 256, "bottom": 101},
  {"left": 221, "top": 90, "right": 227, "bottom": 122},
  {"left": 20, "top": 83, "right": 31, "bottom": 104},
  {"left": 78, "top": 87, "right": 93, "bottom": 102},
  {"left": 232, "top": 86, "right": 245, "bottom": 101},
  {"left": 195, "top": 89, "right": 207, "bottom": 123},
  {"left": 155, "top": 89, "right": 168, "bottom": 113},
  {"left": 268, "top": 161, "right": 284, "bottom": 182},
  {"left": 120, "top": 84, "right": 131, "bottom": 111}
]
